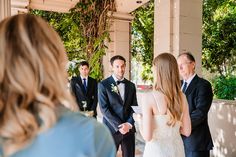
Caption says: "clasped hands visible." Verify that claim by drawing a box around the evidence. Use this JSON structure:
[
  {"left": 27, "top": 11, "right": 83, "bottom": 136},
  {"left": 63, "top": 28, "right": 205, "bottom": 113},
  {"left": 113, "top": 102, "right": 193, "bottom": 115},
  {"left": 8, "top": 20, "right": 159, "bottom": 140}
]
[
  {"left": 118, "top": 113, "right": 143, "bottom": 134},
  {"left": 118, "top": 122, "right": 132, "bottom": 135}
]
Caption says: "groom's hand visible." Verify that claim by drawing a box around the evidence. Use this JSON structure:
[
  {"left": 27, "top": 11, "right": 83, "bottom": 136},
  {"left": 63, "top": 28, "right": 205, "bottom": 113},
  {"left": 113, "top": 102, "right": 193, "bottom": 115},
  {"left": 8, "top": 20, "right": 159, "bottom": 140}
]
[{"left": 118, "top": 123, "right": 132, "bottom": 134}]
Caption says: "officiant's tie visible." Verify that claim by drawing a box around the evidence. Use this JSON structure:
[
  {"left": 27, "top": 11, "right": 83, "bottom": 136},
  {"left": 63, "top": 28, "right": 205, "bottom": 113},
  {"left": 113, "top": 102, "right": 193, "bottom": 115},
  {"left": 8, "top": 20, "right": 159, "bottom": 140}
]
[
  {"left": 182, "top": 81, "right": 188, "bottom": 93},
  {"left": 83, "top": 78, "right": 87, "bottom": 93}
]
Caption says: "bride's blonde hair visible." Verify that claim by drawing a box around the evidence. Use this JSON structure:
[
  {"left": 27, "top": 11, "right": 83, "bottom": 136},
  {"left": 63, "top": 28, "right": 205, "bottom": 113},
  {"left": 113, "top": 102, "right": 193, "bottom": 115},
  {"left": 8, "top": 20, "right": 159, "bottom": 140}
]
[
  {"left": 153, "top": 53, "right": 183, "bottom": 126},
  {"left": 0, "top": 14, "right": 77, "bottom": 156}
]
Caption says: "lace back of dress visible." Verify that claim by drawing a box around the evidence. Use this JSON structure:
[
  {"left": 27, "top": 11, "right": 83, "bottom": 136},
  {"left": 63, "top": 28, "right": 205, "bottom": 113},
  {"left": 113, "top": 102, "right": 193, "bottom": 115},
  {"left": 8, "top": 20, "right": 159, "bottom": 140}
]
[{"left": 151, "top": 92, "right": 181, "bottom": 141}]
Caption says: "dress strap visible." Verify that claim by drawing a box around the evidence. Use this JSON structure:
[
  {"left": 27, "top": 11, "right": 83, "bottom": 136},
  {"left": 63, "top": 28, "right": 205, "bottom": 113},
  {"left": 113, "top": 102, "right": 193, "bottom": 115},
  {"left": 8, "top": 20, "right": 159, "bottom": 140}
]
[{"left": 152, "top": 92, "right": 161, "bottom": 114}]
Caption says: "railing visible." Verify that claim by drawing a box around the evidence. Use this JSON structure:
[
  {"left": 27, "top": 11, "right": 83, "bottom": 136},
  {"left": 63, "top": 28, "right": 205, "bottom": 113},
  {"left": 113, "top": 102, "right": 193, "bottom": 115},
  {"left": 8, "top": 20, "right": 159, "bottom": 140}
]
[{"left": 209, "top": 99, "right": 236, "bottom": 157}]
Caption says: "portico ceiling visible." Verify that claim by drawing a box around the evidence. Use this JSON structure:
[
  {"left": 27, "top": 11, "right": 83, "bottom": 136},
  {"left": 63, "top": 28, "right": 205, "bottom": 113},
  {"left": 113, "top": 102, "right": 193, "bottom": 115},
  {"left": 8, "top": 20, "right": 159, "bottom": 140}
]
[{"left": 11, "top": 0, "right": 150, "bottom": 14}]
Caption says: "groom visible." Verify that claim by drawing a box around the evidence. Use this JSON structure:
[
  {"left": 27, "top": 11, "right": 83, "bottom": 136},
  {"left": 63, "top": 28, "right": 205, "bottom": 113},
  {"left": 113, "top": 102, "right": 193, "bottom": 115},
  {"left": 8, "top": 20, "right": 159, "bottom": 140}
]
[{"left": 98, "top": 55, "right": 138, "bottom": 157}]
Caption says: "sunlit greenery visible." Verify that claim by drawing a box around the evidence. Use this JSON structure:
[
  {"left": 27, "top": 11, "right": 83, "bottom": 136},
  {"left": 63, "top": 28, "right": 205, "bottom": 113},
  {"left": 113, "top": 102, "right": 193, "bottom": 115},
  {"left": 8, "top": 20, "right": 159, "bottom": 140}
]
[
  {"left": 131, "top": 0, "right": 154, "bottom": 81},
  {"left": 202, "top": 0, "right": 236, "bottom": 76},
  {"left": 31, "top": 0, "right": 115, "bottom": 80},
  {"left": 31, "top": 0, "right": 236, "bottom": 99}
]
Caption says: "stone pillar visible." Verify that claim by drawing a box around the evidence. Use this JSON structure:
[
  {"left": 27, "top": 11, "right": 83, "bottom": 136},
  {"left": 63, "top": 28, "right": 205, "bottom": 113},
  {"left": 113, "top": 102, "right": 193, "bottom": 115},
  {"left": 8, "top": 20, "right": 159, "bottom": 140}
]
[
  {"left": 11, "top": 0, "right": 29, "bottom": 15},
  {"left": 103, "top": 12, "right": 134, "bottom": 79},
  {"left": 154, "top": 0, "right": 202, "bottom": 75},
  {"left": 0, "top": 0, "right": 11, "bottom": 21}
]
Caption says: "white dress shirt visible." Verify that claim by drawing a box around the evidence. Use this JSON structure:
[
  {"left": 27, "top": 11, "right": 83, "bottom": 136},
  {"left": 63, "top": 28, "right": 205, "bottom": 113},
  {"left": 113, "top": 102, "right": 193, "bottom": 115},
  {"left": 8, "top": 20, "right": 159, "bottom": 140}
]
[
  {"left": 182, "top": 73, "right": 196, "bottom": 91},
  {"left": 112, "top": 75, "right": 125, "bottom": 101}
]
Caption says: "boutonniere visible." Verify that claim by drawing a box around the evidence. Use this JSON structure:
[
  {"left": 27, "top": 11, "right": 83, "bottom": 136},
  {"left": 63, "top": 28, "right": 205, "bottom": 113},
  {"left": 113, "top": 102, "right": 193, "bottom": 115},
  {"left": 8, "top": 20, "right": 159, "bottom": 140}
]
[
  {"left": 111, "top": 83, "right": 119, "bottom": 94},
  {"left": 81, "top": 101, "right": 87, "bottom": 111}
]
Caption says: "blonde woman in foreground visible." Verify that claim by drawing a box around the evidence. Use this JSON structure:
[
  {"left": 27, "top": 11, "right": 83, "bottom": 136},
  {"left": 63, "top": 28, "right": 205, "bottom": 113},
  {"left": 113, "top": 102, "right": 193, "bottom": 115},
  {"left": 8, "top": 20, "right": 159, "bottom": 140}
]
[
  {"left": 0, "top": 14, "right": 116, "bottom": 157},
  {"left": 134, "top": 53, "right": 191, "bottom": 157}
]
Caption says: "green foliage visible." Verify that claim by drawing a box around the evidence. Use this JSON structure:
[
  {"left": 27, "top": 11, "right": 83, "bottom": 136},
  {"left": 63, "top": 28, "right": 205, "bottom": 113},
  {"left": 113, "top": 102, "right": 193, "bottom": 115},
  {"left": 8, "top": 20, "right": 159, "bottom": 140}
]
[
  {"left": 131, "top": 0, "right": 154, "bottom": 81},
  {"left": 31, "top": 0, "right": 115, "bottom": 80},
  {"left": 212, "top": 75, "right": 236, "bottom": 100},
  {"left": 202, "top": 0, "right": 236, "bottom": 76}
]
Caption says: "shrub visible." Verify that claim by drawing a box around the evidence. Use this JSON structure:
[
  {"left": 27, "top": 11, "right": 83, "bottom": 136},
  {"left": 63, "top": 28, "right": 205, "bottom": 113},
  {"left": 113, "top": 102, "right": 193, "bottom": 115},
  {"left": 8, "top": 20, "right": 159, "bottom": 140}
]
[{"left": 212, "top": 75, "right": 236, "bottom": 100}]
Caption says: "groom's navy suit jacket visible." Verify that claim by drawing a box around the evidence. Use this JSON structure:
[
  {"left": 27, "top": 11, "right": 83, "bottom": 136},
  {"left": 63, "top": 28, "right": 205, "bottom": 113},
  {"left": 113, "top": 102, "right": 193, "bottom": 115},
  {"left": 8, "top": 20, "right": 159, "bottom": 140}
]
[
  {"left": 98, "top": 76, "right": 138, "bottom": 134},
  {"left": 182, "top": 75, "right": 213, "bottom": 151}
]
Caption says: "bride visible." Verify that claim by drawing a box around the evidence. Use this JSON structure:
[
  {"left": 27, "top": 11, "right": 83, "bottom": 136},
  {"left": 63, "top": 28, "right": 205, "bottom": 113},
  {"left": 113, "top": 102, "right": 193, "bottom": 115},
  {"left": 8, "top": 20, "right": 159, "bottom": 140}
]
[{"left": 134, "top": 53, "right": 191, "bottom": 157}]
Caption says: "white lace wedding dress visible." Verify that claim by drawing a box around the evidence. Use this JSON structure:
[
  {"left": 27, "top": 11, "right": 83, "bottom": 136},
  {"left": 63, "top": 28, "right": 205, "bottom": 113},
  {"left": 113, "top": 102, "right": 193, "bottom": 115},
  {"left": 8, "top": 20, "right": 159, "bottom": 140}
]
[{"left": 143, "top": 114, "right": 185, "bottom": 157}]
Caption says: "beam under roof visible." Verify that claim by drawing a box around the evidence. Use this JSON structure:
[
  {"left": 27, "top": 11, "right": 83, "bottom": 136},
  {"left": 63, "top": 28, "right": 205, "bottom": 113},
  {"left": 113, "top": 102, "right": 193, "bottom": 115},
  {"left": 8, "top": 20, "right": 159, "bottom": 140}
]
[
  {"left": 29, "top": 0, "right": 80, "bottom": 13},
  {"left": 11, "top": 0, "right": 150, "bottom": 14}
]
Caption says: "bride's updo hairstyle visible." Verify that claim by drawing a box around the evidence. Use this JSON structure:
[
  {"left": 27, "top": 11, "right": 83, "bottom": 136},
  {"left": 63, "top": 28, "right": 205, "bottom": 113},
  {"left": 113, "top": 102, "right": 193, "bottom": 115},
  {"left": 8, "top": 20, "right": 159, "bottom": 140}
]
[
  {"left": 153, "top": 53, "right": 183, "bottom": 126},
  {"left": 0, "top": 14, "right": 77, "bottom": 156}
]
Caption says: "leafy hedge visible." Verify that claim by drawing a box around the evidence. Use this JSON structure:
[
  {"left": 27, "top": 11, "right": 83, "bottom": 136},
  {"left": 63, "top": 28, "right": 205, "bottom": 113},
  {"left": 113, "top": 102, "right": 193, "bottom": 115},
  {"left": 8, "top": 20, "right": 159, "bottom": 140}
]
[{"left": 212, "top": 75, "right": 236, "bottom": 100}]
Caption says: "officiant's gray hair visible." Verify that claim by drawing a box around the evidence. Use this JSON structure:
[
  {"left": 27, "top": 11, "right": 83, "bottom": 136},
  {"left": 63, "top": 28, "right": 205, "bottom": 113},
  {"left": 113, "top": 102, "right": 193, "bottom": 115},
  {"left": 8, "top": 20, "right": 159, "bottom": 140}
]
[{"left": 178, "top": 52, "right": 195, "bottom": 62}]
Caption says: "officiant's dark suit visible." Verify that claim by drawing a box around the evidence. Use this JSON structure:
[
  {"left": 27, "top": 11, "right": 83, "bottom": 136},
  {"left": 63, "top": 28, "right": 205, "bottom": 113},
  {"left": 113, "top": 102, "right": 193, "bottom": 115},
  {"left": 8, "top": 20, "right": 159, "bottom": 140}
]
[
  {"left": 98, "top": 55, "right": 137, "bottom": 157},
  {"left": 70, "top": 61, "right": 98, "bottom": 117},
  {"left": 178, "top": 52, "right": 213, "bottom": 157}
]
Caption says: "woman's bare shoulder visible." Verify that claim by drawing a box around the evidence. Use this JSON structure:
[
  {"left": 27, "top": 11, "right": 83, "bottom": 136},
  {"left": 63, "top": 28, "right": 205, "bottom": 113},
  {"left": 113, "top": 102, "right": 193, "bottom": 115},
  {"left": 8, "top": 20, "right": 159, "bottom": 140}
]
[{"left": 137, "top": 90, "right": 155, "bottom": 106}]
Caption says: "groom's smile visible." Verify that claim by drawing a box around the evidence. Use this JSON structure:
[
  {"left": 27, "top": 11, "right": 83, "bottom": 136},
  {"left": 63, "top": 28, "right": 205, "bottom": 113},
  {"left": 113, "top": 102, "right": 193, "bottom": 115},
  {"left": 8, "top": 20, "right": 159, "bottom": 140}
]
[{"left": 111, "top": 59, "right": 126, "bottom": 80}]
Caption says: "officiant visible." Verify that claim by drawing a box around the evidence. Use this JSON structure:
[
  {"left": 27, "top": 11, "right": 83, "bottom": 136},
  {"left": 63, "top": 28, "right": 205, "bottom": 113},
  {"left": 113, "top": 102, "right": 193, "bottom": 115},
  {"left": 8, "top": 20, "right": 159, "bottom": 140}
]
[
  {"left": 177, "top": 52, "right": 213, "bottom": 157},
  {"left": 70, "top": 61, "right": 98, "bottom": 118}
]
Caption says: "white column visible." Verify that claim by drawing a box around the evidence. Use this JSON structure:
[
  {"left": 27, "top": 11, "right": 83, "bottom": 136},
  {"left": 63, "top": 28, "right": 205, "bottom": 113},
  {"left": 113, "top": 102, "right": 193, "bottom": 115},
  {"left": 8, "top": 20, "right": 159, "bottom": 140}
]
[
  {"left": 11, "top": 0, "right": 29, "bottom": 15},
  {"left": 0, "top": 0, "right": 11, "bottom": 21},
  {"left": 103, "top": 12, "right": 134, "bottom": 79},
  {"left": 154, "top": 0, "right": 202, "bottom": 75}
]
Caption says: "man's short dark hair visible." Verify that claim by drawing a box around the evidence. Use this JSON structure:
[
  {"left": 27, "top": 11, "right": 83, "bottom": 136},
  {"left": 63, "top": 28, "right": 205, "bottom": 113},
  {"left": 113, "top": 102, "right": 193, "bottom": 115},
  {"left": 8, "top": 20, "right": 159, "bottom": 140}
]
[
  {"left": 178, "top": 52, "right": 195, "bottom": 62},
  {"left": 79, "top": 61, "right": 89, "bottom": 67},
  {"left": 110, "top": 55, "right": 126, "bottom": 65}
]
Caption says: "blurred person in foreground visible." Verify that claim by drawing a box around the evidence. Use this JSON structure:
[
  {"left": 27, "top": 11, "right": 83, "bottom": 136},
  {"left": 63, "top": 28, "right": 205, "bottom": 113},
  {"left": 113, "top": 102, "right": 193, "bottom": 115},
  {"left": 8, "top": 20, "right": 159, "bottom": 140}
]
[
  {"left": 177, "top": 52, "right": 213, "bottom": 157},
  {"left": 134, "top": 53, "right": 191, "bottom": 157},
  {"left": 0, "top": 14, "right": 115, "bottom": 157}
]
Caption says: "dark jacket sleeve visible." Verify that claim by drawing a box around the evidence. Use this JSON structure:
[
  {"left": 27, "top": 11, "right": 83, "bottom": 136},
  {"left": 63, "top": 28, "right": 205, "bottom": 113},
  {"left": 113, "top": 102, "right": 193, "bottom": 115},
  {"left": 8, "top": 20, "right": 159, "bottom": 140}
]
[
  {"left": 91, "top": 79, "right": 98, "bottom": 111},
  {"left": 190, "top": 80, "right": 213, "bottom": 130},
  {"left": 126, "top": 84, "right": 138, "bottom": 125},
  {"left": 70, "top": 77, "right": 77, "bottom": 95},
  {"left": 98, "top": 82, "right": 123, "bottom": 132}
]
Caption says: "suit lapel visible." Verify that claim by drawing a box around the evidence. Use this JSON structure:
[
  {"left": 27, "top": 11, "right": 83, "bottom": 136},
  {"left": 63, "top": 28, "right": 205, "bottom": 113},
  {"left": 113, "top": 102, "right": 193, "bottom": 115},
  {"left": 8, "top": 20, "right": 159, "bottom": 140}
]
[
  {"left": 86, "top": 77, "right": 92, "bottom": 95},
  {"left": 124, "top": 79, "right": 129, "bottom": 104},
  {"left": 108, "top": 76, "right": 124, "bottom": 105},
  {"left": 185, "top": 75, "right": 199, "bottom": 96},
  {"left": 78, "top": 76, "right": 87, "bottom": 95}
]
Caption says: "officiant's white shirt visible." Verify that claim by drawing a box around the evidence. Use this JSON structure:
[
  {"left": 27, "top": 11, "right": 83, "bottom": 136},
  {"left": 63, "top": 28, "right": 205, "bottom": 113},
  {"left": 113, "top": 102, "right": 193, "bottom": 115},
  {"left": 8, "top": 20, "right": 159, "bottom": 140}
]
[{"left": 181, "top": 73, "right": 196, "bottom": 91}]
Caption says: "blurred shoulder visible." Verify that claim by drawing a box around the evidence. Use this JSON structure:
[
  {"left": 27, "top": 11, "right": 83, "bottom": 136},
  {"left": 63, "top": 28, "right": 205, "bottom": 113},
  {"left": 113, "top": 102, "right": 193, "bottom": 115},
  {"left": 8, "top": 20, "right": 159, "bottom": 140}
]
[
  {"left": 196, "top": 76, "right": 212, "bottom": 90},
  {"left": 88, "top": 76, "right": 97, "bottom": 82},
  {"left": 137, "top": 90, "right": 155, "bottom": 104},
  {"left": 99, "top": 76, "right": 111, "bottom": 85},
  {"left": 70, "top": 76, "right": 80, "bottom": 83},
  {"left": 59, "top": 110, "right": 100, "bottom": 129},
  {"left": 125, "top": 79, "right": 136, "bottom": 89}
]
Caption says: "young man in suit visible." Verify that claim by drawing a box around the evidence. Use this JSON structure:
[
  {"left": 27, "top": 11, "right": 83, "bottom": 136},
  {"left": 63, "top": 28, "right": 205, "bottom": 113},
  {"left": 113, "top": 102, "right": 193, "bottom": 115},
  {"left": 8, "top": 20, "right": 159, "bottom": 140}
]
[
  {"left": 70, "top": 61, "right": 98, "bottom": 118},
  {"left": 177, "top": 52, "right": 213, "bottom": 157},
  {"left": 98, "top": 55, "right": 138, "bottom": 157}
]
